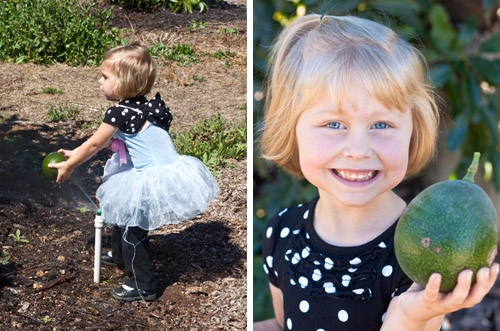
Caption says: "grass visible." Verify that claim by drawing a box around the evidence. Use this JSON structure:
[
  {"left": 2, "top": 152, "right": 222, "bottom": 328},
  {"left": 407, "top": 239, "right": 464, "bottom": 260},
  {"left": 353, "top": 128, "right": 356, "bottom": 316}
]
[
  {"left": 149, "top": 42, "right": 239, "bottom": 68},
  {"left": 148, "top": 41, "right": 209, "bottom": 66},
  {"left": 171, "top": 111, "right": 247, "bottom": 176},
  {"left": 213, "top": 49, "right": 236, "bottom": 59},
  {"left": 220, "top": 26, "right": 238, "bottom": 35},
  {"left": 47, "top": 105, "right": 80, "bottom": 121},
  {"left": 41, "top": 87, "right": 63, "bottom": 94}
]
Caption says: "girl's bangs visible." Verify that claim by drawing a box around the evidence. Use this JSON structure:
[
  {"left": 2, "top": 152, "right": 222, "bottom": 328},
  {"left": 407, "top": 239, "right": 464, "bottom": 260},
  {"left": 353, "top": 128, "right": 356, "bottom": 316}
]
[{"left": 297, "top": 44, "right": 413, "bottom": 113}]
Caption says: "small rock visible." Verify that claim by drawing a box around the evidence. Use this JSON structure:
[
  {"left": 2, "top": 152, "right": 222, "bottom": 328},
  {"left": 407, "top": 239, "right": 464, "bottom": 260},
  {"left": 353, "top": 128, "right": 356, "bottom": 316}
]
[
  {"left": 57, "top": 255, "right": 65, "bottom": 262},
  {"left": 17, "top": 302, "right": 30, "bottom": 313}
]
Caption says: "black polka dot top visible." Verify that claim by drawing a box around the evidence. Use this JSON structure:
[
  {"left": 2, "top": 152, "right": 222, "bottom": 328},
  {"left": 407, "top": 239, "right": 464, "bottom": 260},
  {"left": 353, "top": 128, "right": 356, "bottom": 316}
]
[
  {"left": 103, "top": 92, "right": 173, "bottom": 133},
  {"left": 262, "top": 197, "right": 413, "bottom": 331}
]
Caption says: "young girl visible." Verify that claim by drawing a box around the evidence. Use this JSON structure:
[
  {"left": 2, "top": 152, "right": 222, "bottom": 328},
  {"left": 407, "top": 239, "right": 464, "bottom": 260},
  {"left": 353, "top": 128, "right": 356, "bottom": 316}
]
[
  {"left": 255, "top": 15, "right": 499, "bottom": 330},
  {"left": 50, "top": 42, "right": 219, "bottom": 302}
]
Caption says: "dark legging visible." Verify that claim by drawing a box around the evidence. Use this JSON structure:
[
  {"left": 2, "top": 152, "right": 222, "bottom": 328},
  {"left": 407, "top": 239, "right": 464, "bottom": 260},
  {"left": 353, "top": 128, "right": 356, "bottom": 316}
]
[{"left": 111, "top": 225, "right": 154, "bottom": 291}]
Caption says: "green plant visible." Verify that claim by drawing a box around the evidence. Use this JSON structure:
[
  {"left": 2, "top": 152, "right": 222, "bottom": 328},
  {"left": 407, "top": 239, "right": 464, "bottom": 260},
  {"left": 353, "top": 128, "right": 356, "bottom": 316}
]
[
  {"left": 148, "top": 41, "right": 207, "bottom": 66},
  {"left": 220, "top": 59, "right": 233, "bottom": 68},
  {"left": 110, "top": 0, "right": 169, "bottom": 12},
  {"left": 9, "top": 229, "right": 29, "bottom": 243},
  {"left": 213, "top": 49, "right": 236, "bottom": 59},
  {"left": 110, "top": 0, "right": 207, "bottom": 13},
  {"left": 188, "top": 19, "right": 207, "bottom": 30},
  {"left": 169, "top": 0, "right": 207, "bottom": 14},
  {"left": 76, "top": 206, "right": 90, "bottom": 213},
  {"left": 220, "top": 26, "right": 238, "bottom": 35},
  {"left": 171, "top": 113, "right": 246, "bottom": 175},
  {"left": 193, "top": 74, "right": 204, "bottom": 82},
  {"left": 41, "top": 316, "right": 53, "bottom": 323},
  {"left": 0, "top": 0, "right": 124, "bottom": 66},
  {"left": 41, "top": 87, "right": 63, "bottom": 94},
  {"left": 0, "top": 249, "right": 10, "bottom": 265},
  {"left": 47, "top": 105, "right": 79, "bottom": 121}
]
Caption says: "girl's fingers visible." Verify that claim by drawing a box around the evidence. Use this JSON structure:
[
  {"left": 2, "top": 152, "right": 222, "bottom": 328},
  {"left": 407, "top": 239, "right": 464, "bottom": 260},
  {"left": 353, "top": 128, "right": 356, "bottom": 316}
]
[
  {"left": 465, "top": 264, "right": 499, "bottom": 306},
  {"left": 447, "top": 270, "right": 473, "bottom": 304},
  {"left": 423, "top": 273, "right": 441, "bottom": 303}
]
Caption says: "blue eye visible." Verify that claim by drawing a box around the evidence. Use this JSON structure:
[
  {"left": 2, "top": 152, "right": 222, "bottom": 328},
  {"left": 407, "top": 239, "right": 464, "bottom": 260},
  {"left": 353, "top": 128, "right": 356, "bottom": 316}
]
[
  {"left": 327, "top": 122, "right": 345, "bottom": 129},
  {"left": 372, "top": 122, "right": 389, "bottom": 129}
]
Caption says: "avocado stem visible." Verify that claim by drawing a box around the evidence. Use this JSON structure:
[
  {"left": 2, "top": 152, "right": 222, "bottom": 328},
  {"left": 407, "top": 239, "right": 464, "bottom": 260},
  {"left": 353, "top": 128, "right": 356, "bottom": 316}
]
[{"left": 462, "top": 152, "right": 480, "bottom": 183}]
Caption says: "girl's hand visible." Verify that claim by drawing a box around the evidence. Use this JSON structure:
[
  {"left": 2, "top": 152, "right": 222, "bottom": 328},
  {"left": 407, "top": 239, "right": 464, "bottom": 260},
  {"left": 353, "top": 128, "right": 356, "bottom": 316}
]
[
  {"left": 57, "top": 148, "right": 77, "bottom": 159},
  {"left": 48, "top": 161, "right": 74, "bottom": 183},
  {"left": 383, "top": 263, "right": 499, "bottom": 331}
]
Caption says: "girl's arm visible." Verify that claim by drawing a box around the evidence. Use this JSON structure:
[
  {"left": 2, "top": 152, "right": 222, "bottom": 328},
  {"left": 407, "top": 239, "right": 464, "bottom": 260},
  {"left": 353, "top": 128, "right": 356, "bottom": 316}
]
[
  {"left": 253, "top": 283, "right": 285, "bottom": 331},
  {"left": 49, "top": 123, "right": 118, "bottom": 183},
  {"left": 382, "top": 264, "right": 499, "bottom": 331}
]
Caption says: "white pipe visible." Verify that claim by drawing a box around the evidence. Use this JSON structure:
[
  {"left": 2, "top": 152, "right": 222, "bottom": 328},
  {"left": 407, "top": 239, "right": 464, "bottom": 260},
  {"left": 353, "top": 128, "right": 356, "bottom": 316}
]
[{"left": 93, "top": 211, "right": 104, "bottom": 283}]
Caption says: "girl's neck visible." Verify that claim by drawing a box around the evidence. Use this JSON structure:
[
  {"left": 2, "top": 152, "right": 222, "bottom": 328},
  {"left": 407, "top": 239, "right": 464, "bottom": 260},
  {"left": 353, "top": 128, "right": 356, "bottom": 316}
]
[{"left": 313, "top": 190, "right": 406, "bottom": 247}]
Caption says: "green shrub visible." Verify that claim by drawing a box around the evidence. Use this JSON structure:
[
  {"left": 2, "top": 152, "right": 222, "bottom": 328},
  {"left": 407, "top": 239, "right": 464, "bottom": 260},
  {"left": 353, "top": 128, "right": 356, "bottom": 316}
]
[
  {"left": 0, "top": 0, "right": 124, "bottom": 66},
  {"left": 110, "top": 0, "right": 207, "bottom": 13},
  {"left": 169, "top": 0, "right": 207, "bottom": 14},
  {"left": 172, "top": 113, "right": 246, "bottom": 175}
]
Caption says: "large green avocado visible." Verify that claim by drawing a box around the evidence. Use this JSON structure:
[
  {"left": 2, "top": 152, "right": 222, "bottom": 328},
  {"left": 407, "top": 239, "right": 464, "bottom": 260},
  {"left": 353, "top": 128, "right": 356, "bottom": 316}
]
[
  {"left": 42, "top": 152, "right": 66, "bottom": 181},
  {"left": 395, "top": 152, "right": 499, "bottom": 292}
]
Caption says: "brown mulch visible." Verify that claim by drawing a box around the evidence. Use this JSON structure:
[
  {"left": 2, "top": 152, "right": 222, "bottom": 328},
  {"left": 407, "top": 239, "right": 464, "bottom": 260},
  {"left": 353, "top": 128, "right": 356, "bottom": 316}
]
[{"left": 0, "top": 1, "right": 247, "bottom": 330}]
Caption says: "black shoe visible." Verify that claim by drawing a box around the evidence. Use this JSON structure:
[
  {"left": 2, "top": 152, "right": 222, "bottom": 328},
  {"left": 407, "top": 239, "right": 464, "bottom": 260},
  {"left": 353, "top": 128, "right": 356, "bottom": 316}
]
[
  {"left": 101, "top": 252, "right": 116, "bottom": 266},
  {"left": 112, "top": 285, "right": 156, "bottom": 302}
]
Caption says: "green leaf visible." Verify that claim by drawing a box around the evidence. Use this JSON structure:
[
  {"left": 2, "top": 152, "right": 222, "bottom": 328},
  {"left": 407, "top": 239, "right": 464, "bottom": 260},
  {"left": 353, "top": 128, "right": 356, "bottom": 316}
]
[
  {"left": 429, "top": 63, "right": 452, "bottom": 87},
  {"left": 447, "top": 113, "right": 469, "bottom": 151},
  {"left": 455, "top": 17, "right": 477, "bottom": 51},
  {"left": 479, "top": 32, "right": 500, "bottom": 52},
  {"left": 429, "top": 4, "right": 457, "bottom": 53},
  {"left": 369, "top": 0, "right": 420, "bottom": 15},
  {"left": 479, "top": 106, "right": 500, "bottom": 143},
  {"left": 469, "top": 56, "right": 500, "bottom": 85},
  {"left": 466, "top": 73, "right": 483, "bottom": 111},
  {"left": 316, "top": 0, "right": 361, "bottom": 15}
]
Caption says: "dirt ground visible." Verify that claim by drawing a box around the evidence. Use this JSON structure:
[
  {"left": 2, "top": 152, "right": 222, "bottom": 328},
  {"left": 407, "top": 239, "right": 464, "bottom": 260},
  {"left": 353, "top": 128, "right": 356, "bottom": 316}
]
[{"left": 0, "top": 1, "right": 247, "bottom": 330}]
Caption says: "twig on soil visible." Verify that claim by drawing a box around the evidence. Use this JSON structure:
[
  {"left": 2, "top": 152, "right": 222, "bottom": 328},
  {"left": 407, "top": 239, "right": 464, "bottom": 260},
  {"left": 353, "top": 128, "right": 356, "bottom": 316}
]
[
  {"left": 3, "top": 261, "right": 62, "bottom": 277},
  {"left": 36, "top": 272, "right": 76, "bottom": 292},
  {"left": 14, "top": 312, "right": 43, "bottom": 324}
]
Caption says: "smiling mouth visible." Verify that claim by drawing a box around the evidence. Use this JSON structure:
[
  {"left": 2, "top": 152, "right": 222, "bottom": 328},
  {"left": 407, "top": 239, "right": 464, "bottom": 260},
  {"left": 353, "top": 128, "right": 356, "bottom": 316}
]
[{"left": 333, "top": 169, "right": 377, "bottom": 182}]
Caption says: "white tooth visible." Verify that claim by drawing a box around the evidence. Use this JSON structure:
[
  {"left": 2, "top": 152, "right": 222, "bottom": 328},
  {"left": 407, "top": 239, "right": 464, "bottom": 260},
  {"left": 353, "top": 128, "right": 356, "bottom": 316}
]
[{"left": 337, "top": 170, "right": 374, "bottom": 181}]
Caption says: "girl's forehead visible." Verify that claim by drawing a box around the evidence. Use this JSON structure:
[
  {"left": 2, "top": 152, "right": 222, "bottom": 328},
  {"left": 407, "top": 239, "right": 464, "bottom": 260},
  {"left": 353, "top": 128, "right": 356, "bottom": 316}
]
[{"left": 101, "top": 59, "right": 113, "bottom": 69}]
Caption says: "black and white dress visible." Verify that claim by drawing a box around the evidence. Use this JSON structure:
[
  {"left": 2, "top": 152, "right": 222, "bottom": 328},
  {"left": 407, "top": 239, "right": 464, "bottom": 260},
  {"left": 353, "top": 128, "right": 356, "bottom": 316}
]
[
  {"left": 262, "top": 197, "right": 413, "bottom": 331},
  {"left": 96, "top": 93, "right": 219, "bottom": 230}
]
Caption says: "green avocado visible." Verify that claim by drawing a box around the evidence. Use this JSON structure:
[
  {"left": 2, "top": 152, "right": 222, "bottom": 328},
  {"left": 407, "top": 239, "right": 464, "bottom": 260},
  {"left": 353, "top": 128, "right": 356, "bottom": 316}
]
[
  {"left": 42, "top": 152, "right": 66, "bottom": 181},
  {"left": 394, "top": 152, "right": 499, "bottom": 292}
]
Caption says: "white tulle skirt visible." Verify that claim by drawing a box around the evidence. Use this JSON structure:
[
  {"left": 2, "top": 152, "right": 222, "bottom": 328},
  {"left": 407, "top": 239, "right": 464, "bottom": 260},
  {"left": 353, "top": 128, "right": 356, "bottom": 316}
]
[{"left": 96, "top": 153, "right": 219, "bottom": 230}]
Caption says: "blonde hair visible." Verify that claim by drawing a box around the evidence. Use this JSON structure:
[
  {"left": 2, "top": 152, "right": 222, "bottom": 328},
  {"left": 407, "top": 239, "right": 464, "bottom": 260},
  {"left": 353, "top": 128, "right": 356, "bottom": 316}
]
[
  {"left": 260, "top": 14, "right": 439, "bottom": 178},
  {"left": 103, "top": 42, "right": 156, "bottom": 100}
]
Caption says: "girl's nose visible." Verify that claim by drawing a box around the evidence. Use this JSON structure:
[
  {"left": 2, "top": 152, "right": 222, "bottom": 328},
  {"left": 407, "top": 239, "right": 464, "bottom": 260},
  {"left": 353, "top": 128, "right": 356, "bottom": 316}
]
[{"left": 342, "top": 129, "right": 373, "bottom": 159}]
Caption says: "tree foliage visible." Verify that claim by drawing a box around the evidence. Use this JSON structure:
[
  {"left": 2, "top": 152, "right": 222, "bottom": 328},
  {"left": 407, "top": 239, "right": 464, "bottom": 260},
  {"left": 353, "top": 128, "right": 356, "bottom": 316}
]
[{"left": 253, "top": 0, "right": 500, "bottom": 321}]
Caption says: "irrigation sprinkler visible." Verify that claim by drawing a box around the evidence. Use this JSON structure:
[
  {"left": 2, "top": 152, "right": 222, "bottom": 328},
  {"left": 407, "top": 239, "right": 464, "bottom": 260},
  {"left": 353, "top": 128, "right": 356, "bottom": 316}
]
[{"left": 93, "top": 210, "right": 103, "bottom": 283}]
